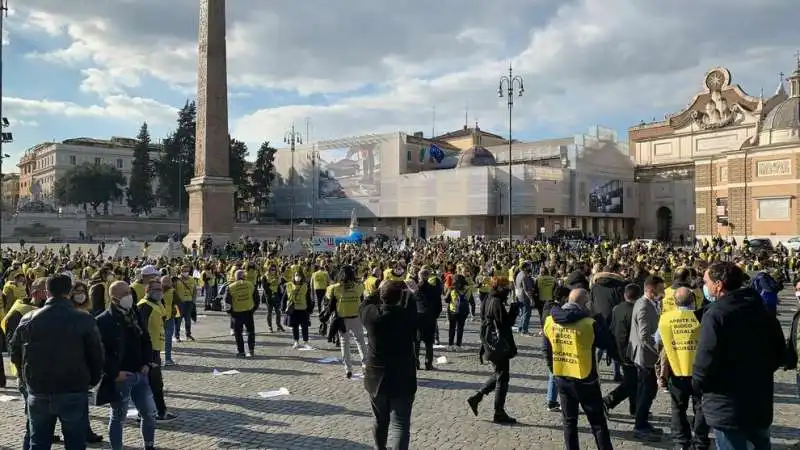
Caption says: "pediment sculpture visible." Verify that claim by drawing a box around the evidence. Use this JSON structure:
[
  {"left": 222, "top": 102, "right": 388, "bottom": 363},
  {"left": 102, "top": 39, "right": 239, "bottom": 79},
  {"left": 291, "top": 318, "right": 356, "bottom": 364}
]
[{"left": 691, "top": 90, "right": 745, "bottom": 130}]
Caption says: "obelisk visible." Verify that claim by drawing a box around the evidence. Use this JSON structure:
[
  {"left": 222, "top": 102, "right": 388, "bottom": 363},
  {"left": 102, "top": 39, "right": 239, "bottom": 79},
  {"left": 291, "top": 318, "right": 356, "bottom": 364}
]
[{"left": 183, "top": 0, "right": 234, "bottom": 248}]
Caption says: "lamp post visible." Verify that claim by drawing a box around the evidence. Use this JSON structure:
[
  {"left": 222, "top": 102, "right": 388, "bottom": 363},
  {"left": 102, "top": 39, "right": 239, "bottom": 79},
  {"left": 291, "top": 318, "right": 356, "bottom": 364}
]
[
  {"left": 307, "top": 144, "right": 320, "bottom": 240},
  {"left": 163, "top": 140, "right": 188, "bottom": 240},
  {"left": 0, "top": 152, "right": 10, "bottom": 212},
  {"left": 284, "top": 123, "right": 303, "bottom": 241},
  {"left": 498, "top": 62, "right": 524, "bottom": 246}
]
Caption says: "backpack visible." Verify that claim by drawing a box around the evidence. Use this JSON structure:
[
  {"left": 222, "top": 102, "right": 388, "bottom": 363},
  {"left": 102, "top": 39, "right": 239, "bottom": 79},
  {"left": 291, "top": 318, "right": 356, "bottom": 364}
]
[
  {"left": 752, "top": 272, "right": 780, "bottom": 314},
  {"left": 784, "top": 310, "right": 800, "bottom": 370}
]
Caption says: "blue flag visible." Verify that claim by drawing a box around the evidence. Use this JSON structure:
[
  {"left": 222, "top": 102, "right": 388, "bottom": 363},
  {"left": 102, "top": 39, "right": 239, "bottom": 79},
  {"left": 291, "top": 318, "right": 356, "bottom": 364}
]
[{"left": 429, "top": 144, "right": 445, "bottom": 163}]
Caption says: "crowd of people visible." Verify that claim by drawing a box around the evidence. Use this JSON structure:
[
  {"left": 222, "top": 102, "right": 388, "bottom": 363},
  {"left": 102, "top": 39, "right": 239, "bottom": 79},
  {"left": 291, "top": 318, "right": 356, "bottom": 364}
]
[{"left": 0, "top": 234, "right": 796, "bottom": 450}]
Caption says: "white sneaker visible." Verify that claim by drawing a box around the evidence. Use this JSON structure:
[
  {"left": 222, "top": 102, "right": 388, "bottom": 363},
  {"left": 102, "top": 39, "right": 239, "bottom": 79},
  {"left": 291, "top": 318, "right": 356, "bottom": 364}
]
[
  {"left": 245, "top": 351, "right": 253, "bottom": 358},
  {"left": 292, "top": 341, "right": 300, "bottom": 349},
  {"left": 229, "top": 330, "right": 234, "bottom": 336},
  {"left": 302, "top": 342, "right": 311, "bottom": 349},
  {"left": 447, "top": 345, "right": 455, "bottom": 351}
]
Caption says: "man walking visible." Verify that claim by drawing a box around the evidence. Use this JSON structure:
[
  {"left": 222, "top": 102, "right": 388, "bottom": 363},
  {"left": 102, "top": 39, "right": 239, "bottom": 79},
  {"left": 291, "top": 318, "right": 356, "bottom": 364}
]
[
  {"left": 225, "top": 270, "right": 259, "bottom": 358},
  {"left": 514, "top": 262, "right": 535, "bottom": 334},
  {"left": 95, "top": 281, "right": 158, "bottom": 450},
  {"left": 629, "top": 275, "right": 665, "bottom": 441},
  {"left": 414, "top": 266, "right": 442, "bottom": 370},
  {"left": 603, "top": 283, "right": 642, "bottom": 416},
  {"left": 10, "top": 275, "right": 105, "bottom": 450}
]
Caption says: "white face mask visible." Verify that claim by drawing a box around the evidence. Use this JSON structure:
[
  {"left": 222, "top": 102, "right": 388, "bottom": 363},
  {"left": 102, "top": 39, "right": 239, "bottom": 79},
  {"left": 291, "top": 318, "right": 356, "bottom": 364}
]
[
  {"left": 795, "top": 291, "right": 800, "bottom": 299},
  {"left": 73, "top": 294, "right": 87, "bottom": 305},
  {"left": 119, "top": 294, "right": 134, "bottom": 310},
  {"left": 294, "top": 277, "right": 302, "bottom": 283},
  {"left": 182, "top": 272, "right": 190, "bottom": 277}
]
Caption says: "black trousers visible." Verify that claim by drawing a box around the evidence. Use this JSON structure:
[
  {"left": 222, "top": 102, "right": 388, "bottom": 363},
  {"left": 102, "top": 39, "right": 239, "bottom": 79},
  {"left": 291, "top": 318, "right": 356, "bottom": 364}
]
[
  {"left": 232, "top": 310, "right": 256, "bottom": 354},
  {"left": 370, "top": 391, "right": 414, "bottom": 450},
  {"left": 557, "top": 377, "right": 613, "bottom": 450},
  {"left": 635, "top": 365, "right": 658, "bottom": 430},
  {"left": 149, "top": 351, "right": 167, "bottom": 416},
  {"left": 604, "top": 363, "right": 638, "bottom": 415},
  {"left": 265, "top": 301, "right": 282, "bottom": 329},
  {"left": 478, "top": 357, "right": 510, "bottom": 414},
  {"left": 447, "top": 313, "right": 467, "bottom": 346},
  {"left": 314, "top": 289, "right": 326, "bottom": 314},
  {"left": 415, "top": 315, "right": 436, "bottom": 367},
  {"left": 668, "top": 376, "right": 710, "bottom": 449}
]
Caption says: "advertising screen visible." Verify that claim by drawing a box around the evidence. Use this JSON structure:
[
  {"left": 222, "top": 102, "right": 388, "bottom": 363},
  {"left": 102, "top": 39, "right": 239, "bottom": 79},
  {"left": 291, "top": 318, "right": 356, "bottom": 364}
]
[
  {"left": 587, "top": 177, "right": 624, "bottom": 214},
  {"left": 317, "top": 143, "right": 381, "bottom": 199}
]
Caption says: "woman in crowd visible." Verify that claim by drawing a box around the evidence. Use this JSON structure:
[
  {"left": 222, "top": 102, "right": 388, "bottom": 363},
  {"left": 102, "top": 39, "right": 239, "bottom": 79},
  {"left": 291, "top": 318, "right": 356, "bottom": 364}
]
[{"left": 69, "top": 281, "right": 105, "bottom": 444}]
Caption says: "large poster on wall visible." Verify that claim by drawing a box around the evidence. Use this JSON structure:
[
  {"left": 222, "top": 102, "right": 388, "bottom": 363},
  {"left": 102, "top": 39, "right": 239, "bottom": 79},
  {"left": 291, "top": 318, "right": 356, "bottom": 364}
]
[
  {"left": 587, "top": 177, "right": 624, "bottom": 214},
  {"left": 317, "top": 143, "right": 381, "bottom": 199}
]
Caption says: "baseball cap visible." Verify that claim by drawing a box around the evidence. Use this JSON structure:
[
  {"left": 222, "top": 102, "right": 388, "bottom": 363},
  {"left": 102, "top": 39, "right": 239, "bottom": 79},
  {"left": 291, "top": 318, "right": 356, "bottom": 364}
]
[{"left": 141, "top": 265, "right": 160, "bottom": 277}]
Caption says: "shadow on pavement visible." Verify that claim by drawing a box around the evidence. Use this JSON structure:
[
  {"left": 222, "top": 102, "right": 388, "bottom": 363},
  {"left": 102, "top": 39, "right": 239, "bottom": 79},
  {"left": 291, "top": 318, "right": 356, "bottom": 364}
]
[
  {"left": 165, "top": 363, "right": 318, "bottom": 377},
  {"left": 169, "top": 391, "right": 371, "bottom": 418},
  {"left": 218, "top": 433, "right": 372, "bottom": 450},
  {"left": 417, "top": 377, "right": 546, "bottom": 395}
]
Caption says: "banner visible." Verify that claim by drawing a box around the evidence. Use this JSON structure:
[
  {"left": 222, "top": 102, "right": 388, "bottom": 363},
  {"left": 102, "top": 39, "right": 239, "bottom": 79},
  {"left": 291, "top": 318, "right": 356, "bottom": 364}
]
[{"left": 310, "top": 237, "right": 336, "bottom": 253}]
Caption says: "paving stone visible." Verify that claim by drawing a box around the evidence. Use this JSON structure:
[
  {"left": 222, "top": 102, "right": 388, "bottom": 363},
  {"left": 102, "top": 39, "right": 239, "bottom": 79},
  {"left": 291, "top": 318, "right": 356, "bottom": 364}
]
[{"left": 0, "top": 297, "right": 798, "bottom": 449}]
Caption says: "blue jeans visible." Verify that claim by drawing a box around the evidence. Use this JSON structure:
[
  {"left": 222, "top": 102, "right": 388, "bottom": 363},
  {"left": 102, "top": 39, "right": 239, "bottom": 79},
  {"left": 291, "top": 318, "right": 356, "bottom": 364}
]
[
  {"left": 27, "top": 391, "right": 89, "bottom": 450},
  {"left": 546, "top": 371, "right": 558, "bottom": 404},
  {"left": 518, "top": 303, "right": 532, "bottom": 333},
  {"left": 109, "top": 372, "right": 157, "bottom": 450},
  {"left": 175, "top": 301, "right": 194, "bottom": 338},
  {"left": 164, "top": 318, "right": 175, "bottom": 361},
  {"left": 714, "top": 427, "right": 771, "bottom": 450}
]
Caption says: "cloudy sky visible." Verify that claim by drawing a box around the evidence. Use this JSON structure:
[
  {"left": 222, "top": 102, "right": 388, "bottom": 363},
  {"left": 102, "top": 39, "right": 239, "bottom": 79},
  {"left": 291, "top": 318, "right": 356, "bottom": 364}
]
[{"left": 3, "top": 0, "right": 799, "bottom": 170}]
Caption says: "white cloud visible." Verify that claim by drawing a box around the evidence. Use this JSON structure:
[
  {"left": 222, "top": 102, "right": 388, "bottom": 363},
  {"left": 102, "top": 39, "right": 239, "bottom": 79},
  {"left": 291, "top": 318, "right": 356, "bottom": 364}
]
[
  {"left": 10, "top": 0, "right": 800, "bottom": 152},
  {"left": 4, "top": 95, "right": 177, "bottom": 124}
]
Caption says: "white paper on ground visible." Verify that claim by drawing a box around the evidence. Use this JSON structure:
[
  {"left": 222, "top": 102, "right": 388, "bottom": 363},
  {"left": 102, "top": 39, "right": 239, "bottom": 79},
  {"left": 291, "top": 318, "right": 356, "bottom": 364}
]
[
  {"left": 257, "top": 387, "right": 290, "bottom": 398},
  {"left": 126, "top": 408, "right": 138, "bottom": 419},
  {"left": 0, "top": 395, "right": 19, "bottom": 402},
  {"left": 349, "top": 373, "right": 363, "bottom": 380},
  {"left": 298, "top": 346, "right": 316, "bottom": 351},
  {"left": 197, "top": 315, "right": 208, "bottom": 318},
  {"left": 212, "top": 369, "right": 241, "bottom": 376},
  {"left": 317, "top": 357, "right": 340, "bottom": 363},
  {"left": 432, "top": 344, "right": 447, "bottom": 349},
  {"left": 436, "top": 356, "right": 448, "bottom": 365}
]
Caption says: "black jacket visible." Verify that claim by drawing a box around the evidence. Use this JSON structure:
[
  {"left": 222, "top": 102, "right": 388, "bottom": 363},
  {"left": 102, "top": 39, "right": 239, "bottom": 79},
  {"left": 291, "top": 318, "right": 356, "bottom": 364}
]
[
  {"left": 480, "top": 289, "right": 519, "bottom": 362},
  {"left": 543, "top": 304, "right": 615, "bottom": 382},
  {"left": 692, "top": 287, "right": 784, "bottom": 430},
  {"left": 94, "top": 306, "right": 153, "bottom": 406},
  {"left": 609, "top": 301, "right": 635, "bottom": 365},
  {"left": 415, "top": 278, "right": 443, "bottom": 318},
  {"left": 590, "top": 272, "right": 627, "bottom": 324},
  {"left": 9, "top": 297, "right": 104, "bottom": 395},
  {"left": 360, "top": 292, "right": 417, "bottom": 398}
]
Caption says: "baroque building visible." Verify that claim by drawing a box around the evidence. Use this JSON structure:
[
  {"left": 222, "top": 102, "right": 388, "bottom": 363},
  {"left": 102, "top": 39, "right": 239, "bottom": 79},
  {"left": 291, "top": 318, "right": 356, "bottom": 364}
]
[{"left": 631, "top": 61, "right": 800, "bottom": 242}]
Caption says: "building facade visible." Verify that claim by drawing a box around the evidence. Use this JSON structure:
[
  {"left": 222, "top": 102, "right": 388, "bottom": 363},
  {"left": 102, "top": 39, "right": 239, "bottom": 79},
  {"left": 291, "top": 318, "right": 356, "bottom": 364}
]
[
  {"left": 273, "top": 125, "right": 638, "bottom": 239},
  {"left": 16, "top": 137, "right": 162, "bottom": 215},
  {"left": 631, "top": 62, "right": 800, "bottom": 242}
]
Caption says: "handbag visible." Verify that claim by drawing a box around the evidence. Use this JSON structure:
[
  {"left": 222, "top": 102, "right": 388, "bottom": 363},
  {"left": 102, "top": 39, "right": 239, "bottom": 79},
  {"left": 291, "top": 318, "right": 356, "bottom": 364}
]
[{"left": 483, "top": 319, "right": 512, "bottom": 361}]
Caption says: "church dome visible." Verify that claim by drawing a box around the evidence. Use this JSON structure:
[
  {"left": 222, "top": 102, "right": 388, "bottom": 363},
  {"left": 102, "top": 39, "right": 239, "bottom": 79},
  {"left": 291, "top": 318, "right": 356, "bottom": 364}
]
[
  {"left": 456, "top": 146, "right": 496, "bottom": 168},
  {"left": 762, "top": 96, "right": 799, "bottom": 131}
]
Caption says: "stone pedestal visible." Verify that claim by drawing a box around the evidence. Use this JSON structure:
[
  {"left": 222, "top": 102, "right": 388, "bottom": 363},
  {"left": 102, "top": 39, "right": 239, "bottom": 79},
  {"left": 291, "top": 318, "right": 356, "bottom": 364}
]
[{"left": 183, "top": 176, "right": 235, "bottom": 248}]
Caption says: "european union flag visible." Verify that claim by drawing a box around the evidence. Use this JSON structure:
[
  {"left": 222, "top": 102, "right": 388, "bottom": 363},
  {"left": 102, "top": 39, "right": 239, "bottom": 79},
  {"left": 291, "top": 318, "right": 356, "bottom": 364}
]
[{"left": 429, "top": 144, "right": 445, "bottom": 163}]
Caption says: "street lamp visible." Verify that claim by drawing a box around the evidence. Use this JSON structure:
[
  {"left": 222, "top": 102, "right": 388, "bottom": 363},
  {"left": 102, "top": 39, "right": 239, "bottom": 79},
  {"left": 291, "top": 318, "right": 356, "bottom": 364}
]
[
  {"left": 498, "top": 62, "right": 524, "bottom": 246},
  {"left": 0, "top": 152, "right": 10, "bottom": 212},
  {"left": 307, "top": 145, "right": 320, "bottom": 239},
  {"left": 284, "top": 123, "right": 303, "bottom": 241},
  {"left": 173, "top": 144, "right": 189, "bottom": 240}
]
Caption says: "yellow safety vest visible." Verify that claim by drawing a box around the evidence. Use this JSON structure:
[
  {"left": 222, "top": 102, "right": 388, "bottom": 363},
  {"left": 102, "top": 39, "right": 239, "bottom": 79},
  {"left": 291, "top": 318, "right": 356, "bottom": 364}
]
[
  {"left": 543, "top": 315, "right": 596, "bottom": 380},
  {"left": 228, "top": 280, "right": 255, "bottom": 313},
  {"left": 163, "top": 288, "right": 179, "bottom": 319},
  {"left": 658, "top": 309, "right": 700, "bottom": 377},
  {"left": 137, "top": 298, "right": 166, "bottom": 352},
  {"left": 201, "top": 270, "right": 217, "bottom": 287},
  {"left": 286, "top": 282, "right": 308, "bottom": 311},
  {"left": 363, "top": 276, "right": 378, "bottom": 297},
  {"left": 448, "top": 289, "right": 471, "bottom": 314},
  {"left": 312, "top": 271, "right": 330, "bottom": 290},
  {"left": 175, "top": 277, "right": 196, "bottom": 302},
  {"left": 1, "top": 301, "right": 37, "bottom": 377},
  {"left": 264, "top": 273, "right": 280, "bottom": 294},
  {"left": 332, "top": 283, "right": 363, "bottom": 318},
  {"left": 131, "top": 281, "right": 146, "bottom": 302},
  {"left": 536, "top": 276, "right": 556, "bottom": 302},
  {"left": 662, "top": 287, "right": 703, "bottom": 314},
  {"left": 477, "top": 276, "right": 492, "bottom": 294}
]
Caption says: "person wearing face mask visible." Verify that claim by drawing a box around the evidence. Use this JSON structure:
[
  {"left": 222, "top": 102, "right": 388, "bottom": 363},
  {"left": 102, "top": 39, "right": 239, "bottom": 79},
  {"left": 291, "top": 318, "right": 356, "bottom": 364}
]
[
  {"left": 2, "top": 277, "right": 49, "bottom": 393},
  {"left": 137, "top": 280, "right": 178, "bottom": 422},
  {"left": 1, "top": 272, "right": 28, "bottom": 314},
  {"left": 89, "top": 269, "right": 114, "bottom": 316},
  {"left": 693, "top": 262, "right": 784, "bottom": 450},
  {"left": 10, "top": 275, "right": 105, "bottom": 450},
  {"left": 160, "top": 276, "right": 178, "bottom": 366},
  {"left": 263, "top": 265, "right": 285, "bottom": 333},
  {"left": 283, "top": 270, "right": 313, "bottom": 349},
  {"left": 467, "top": 277, "right": 519, "bottom": 424},
  {"left": 174, "top": 265, "right": 198, "bottom": 342},
  {"left": 628, "top": 275, "right": 666, "bottom": 442},
  {"left": 413, "top": 266, "right": 442, "bottom": 370},
  {"left": 541, "top": 288, "right": 615, "bottom": 449},
  {"left": 95, "top": 280, "right": 158, "bottom": 450}
]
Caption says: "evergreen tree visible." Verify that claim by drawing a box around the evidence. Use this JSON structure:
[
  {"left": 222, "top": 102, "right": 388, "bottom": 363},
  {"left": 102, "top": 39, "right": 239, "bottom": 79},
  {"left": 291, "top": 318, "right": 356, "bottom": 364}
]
[
  {"left": 229, "top": 137, "right": 250, "bottom": 213},
  {"left": 54, "top": 163, "right": 126, "bottom": 214},
  {"left": 156, "top": 101, "right": 196, "bottom": 211},
  {"left": 126, "top": 122, "right": 156, "bottom": 215},
  {"left": 249, "top": 141, "right": 277, "bottom": 219}
]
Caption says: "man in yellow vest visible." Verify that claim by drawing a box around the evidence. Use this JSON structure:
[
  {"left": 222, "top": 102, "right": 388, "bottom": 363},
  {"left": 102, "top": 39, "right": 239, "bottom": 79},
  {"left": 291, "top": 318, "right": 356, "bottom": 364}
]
[
  {"left": 225, "top": 270, "right": 260, "bottom": 358},
  {"left": 174, "top": 265, "right": 198, "bottom": 342},
  {"left": 328, "top": 265, "right": 366, "bottom": 378},
  {"left": 656, "top": 287, "right": 710, "bottom": 450},
  {"left": 311, "top": 265, "right": 330, "bottom": 316},
  {"left": 543, "top": 288, "right": 614, "bottom": 450},
  {"left": 137, "top": 279, "right": 178, "bottom": 422}
]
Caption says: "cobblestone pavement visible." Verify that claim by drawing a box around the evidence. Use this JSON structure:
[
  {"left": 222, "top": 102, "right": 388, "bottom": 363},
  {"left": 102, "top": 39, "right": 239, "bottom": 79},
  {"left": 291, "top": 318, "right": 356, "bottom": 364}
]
[{"left": 1, "top": 297, "right": 799, "bottom": 450}]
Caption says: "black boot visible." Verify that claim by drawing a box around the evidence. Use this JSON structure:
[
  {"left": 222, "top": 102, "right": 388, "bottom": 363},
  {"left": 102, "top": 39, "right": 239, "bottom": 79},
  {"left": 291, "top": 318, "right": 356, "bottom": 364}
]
[
  {"left": 493, "top": 411, "right": 517, "bottom": 424},
  {"left": 467, "top": 393, "right": 482, "bottom": 416}
]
